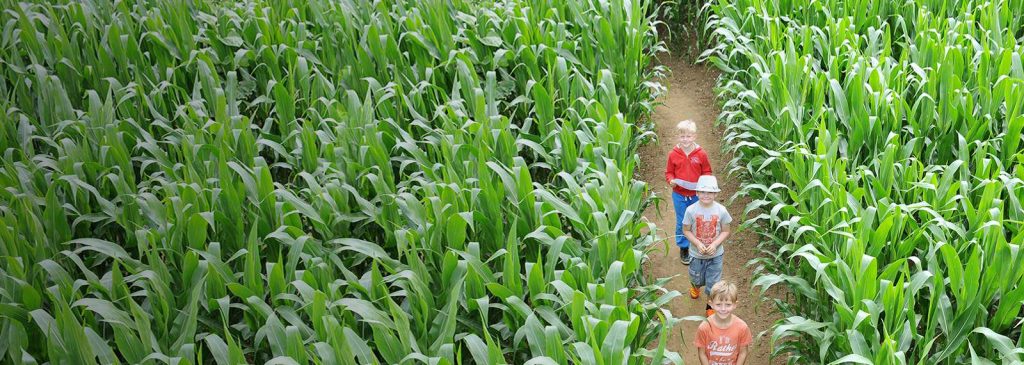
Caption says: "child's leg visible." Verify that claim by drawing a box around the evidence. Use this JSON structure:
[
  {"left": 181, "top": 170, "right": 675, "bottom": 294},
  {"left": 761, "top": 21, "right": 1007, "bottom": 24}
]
[
  {"left": 688, "top": 257, "right": 707, "bottom": 298},
  {"left": 703, "top": 254, "right": 724, "bottom": 296},
  {"left": 672, "top": 193, "right": 696, "bottom": 249}
]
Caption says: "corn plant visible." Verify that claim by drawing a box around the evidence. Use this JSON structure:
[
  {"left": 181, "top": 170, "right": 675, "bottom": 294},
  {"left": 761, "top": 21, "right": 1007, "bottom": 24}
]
[
  {"left": 701, "top": 0, "right": 1024, "bottom": 363},
  {"left": 0, "top": 0, "right": 679, "bottom": 363}
]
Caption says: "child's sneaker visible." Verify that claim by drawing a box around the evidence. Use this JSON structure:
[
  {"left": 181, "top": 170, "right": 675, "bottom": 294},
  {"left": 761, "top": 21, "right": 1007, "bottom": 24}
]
[
  {"left": 679, "top": 248, "right": 691, "bottom": 265},
  {"left": 689, "top": 287, "right": 700, "bottom": 299}
]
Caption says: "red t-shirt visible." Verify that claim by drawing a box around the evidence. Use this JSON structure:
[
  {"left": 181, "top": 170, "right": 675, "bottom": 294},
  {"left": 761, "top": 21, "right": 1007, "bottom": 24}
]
[
  {"left": 665, "top": 145, "right": 712, "bottom": 196},
  {"left": 694, "top": 317, "right": 752, "bottom": 365}
]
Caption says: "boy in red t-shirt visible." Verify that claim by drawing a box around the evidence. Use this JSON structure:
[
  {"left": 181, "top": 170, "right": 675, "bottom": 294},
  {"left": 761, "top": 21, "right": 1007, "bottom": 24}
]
[
  {"left": 694, "top": 280, "right": 752, "bottom": 365},
  {"left": 664, "top": 120, "right": 712, "bottom": 265}
]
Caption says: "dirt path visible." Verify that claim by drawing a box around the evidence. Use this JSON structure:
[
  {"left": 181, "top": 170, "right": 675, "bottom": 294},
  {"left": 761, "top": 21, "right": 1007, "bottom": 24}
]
[{"left": 639, "top": 55, "right": 781, "bottom": 364}]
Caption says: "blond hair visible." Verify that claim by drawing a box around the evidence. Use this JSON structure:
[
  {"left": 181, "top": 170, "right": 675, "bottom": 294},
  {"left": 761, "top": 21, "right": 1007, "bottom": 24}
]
[
  {"left": 709, "top": 280, "right": 738, "bottom": 303},
  {"left": 676, "top": 120, "right": 697, "bottom": 133}
]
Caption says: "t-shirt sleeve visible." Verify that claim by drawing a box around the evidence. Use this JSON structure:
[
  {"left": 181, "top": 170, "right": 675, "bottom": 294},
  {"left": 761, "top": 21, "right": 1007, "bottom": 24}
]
[
  {"left": 739, "top": 323, "right": 753, "bottom": 346},
  {"left": 694, "top": 322, "right": 710, "bottom": 348},
  {"left": 719, "top": 205, "right": 733, "bottom": 226},
  {"left": 682, "top": 206, "right": 695, "bottom": 226}
]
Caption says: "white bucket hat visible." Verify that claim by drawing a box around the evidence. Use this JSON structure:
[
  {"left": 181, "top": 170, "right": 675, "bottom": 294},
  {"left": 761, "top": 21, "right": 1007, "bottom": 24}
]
[{"left": 694, "top": 175, "right": 721, "bottom": 193}]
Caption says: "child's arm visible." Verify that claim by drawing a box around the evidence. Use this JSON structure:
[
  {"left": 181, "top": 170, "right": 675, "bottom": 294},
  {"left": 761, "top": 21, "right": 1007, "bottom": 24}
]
[
  {"left": 736, "top": 344, "right": 749, "bottom": 365},
  {"left": 697, "top": 350, "right": 710, "bottom": 365},
  {"left": 665, "top": 157, "right": 675, "bottom": 185},
  {"left": 695, "top": 324, "right": 712, "bottom": 365},
  {"left": 707, "top": 222, "right": 731, "bottom": 253},
  {"left": 682, "top": 224, "right": 705, "bottom": 251}
]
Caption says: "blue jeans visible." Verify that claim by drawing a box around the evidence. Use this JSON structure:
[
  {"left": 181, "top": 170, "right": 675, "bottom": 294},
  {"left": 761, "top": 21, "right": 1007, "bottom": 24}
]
[
  {"left": 672, "top": 192, "right": 698, "bottom": 249},
  {"left": 689, "top": 254, "right": 724, "bottom": 295}
]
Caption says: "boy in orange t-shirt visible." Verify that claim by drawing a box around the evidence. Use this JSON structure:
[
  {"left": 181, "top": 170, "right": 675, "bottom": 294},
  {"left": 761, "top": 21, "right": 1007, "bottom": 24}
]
[{"left": 694, "top": 280, "right": 752, "bottom": 365}]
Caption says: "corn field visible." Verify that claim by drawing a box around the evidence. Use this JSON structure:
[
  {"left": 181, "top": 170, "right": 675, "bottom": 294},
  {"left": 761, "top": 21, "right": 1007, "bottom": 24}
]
[
  {"left": 0, "top": 0, "right": 680, "bottom": 363},
  {"left": 702, "top": 0, "right": 1024, "bottom": 363}
]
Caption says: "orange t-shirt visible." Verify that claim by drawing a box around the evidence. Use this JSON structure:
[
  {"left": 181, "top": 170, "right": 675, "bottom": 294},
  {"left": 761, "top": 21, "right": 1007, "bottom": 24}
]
[{"left": 694, "top": 317, "right": 752, "bottom": 365}]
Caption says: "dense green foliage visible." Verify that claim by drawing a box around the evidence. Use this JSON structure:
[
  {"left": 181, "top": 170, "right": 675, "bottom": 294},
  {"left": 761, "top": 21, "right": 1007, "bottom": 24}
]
[
  {"left": 703, "top": 0, "right": 1024, "bottom": 363},
  {"left": 0, "top": 0, "right": 677, "bottom": 363}
]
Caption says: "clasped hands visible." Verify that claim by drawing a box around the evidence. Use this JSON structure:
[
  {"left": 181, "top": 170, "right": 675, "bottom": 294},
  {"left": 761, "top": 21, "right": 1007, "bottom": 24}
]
[{"left": 692, "top": 239, "right": 717, "bottom": 256}]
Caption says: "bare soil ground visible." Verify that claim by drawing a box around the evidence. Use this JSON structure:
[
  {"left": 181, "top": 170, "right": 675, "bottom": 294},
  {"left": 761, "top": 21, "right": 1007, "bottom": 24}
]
[{"left": 639, "top": 54, "right": 785, "bottom": 364}]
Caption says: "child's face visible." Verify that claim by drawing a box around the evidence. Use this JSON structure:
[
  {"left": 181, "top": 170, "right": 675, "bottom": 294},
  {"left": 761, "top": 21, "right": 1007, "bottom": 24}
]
[
  {"left": 710, "top": 297, "right": 737, "bottom": 319},
  {"left": 697, "top": 191, "right": 717, "bottom": 204},
  {"left": 678, "top": 132, "right": 696, "bottom": 147}
]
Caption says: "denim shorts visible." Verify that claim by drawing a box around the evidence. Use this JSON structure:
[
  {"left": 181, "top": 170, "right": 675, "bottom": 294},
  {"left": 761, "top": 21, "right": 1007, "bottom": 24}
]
[{"left": 689, "top": 254, "right": 723, "bottom": 295}]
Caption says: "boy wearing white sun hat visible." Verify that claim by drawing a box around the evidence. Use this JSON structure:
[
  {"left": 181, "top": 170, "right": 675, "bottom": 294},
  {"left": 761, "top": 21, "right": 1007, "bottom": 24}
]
[
  {"left": 665, "top": 120, "right": 713, "bottom": 265},
  {"left": 682, "top": 175, "right": 733, "bottom": 316}
]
